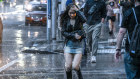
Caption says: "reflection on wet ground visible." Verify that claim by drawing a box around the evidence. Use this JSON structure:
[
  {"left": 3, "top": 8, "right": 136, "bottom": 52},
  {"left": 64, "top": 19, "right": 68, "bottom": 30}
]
[
  {"left": 0, "top": 53, "right": 125, "bottom": 79},
  {"left": 0, "top": 8, "right": 126, "bottom": 79}
]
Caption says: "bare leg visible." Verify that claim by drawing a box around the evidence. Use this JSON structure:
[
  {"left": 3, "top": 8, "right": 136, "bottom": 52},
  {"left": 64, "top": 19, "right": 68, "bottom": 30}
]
[
  {"left": 64, "top": 53, "right": 73, "bottom": 79},
  {"left": 73, "top": 53, "right": 83, "bottom": 79},
  {"left": 72, "top": 53, "right": 82, "bottom": 70},
  {"left": 109, "top": 20, "right": 113, "bottom": 34}
]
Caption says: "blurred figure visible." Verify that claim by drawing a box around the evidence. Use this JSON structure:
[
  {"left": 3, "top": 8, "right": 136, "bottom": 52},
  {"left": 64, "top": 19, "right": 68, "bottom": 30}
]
[
  {"left": 0, "top": 16, "right": 3, "bottom": 44},
  {"left": 106, "top": 0, "right": 117, "bottom": 37},
  {"left": 115, "top": 0, "right": 140, "bottom": 78},
  {"left": 0, "top": 0, "right": 4, "bottom": 13},
  {"left": 84, "top": 0, "right": 106, "bottom": 63},
  {"left": 3, "top": 0, "right": 9, "bottom": 13},
  {"left": 10, "top": 0, "right": 16, "bottom": 8}
]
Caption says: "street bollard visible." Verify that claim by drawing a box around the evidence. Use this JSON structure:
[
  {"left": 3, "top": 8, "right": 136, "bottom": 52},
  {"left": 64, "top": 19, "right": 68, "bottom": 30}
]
[{"left": 0, "top": 17, "right": 3, "bottom": 44}]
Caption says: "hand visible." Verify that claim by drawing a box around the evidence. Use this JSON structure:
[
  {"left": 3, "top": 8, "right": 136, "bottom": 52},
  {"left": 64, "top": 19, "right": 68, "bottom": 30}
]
[
  {"left": 75, "top": 33, "right": 81, "bottom": 40},
  {"left": 114, "top": 50, "right": 122, "bottom": 61}
]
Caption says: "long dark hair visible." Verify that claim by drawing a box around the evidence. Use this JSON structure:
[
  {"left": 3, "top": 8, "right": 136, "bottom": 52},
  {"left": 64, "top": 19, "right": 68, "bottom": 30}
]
[{"left": 60, "top": 3, "right": 79, "bottom": 27}]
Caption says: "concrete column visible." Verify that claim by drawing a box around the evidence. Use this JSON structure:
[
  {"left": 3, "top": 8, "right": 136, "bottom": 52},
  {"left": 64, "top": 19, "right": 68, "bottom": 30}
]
[
  {"left": 57, "top": 0, "right": 63, "bottom": 41},
  {"left": 52, "top": 0, "right": 59, "bottom": 51},
  {"left": 52, "top": 0, "right": 58, "bottom": 41}
]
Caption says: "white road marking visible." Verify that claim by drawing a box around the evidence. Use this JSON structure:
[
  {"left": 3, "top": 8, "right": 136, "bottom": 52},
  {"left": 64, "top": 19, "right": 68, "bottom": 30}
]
[
  {"left": 0, "top": 55, "right": 31, "bottom": 72},
  {"left": 0, "top": 59, "right": 19, "bottom": 72}
]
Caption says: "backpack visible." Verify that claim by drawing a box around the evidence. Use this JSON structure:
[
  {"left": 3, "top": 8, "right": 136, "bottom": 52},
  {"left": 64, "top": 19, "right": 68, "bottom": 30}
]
[{"left": 128, "top": 8, "right": 140, "bottom": 58}]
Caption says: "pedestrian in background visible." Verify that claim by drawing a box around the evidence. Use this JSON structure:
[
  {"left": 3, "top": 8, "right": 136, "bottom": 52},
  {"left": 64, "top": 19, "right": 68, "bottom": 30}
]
[
  {"left": 118, "top": 0, "right": 135, "bottom": 26},
  {"left": 0, "top": 0, "right": 3, "bottom": 13},
  {"left": 84, "top": 0, "right": 107, "bottom": 63},
  {"left": 115, "top": 0, "right": 140, "bottom": 78},
  {"left": 0, "top": 16, "right": 3, "bottom": 44},
  {"left": 119, "top": 0, "right": 135, "bottom": 14},
  {"left": 60, "top": 3, "right": 86, "bottom": 79},
  {"left": 106, "top": 0, "right": 117, "bottom": 37}
]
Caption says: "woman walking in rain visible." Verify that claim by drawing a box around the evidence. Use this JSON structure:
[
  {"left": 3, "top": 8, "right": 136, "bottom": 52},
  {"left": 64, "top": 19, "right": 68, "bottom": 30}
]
[
  {"left": 60, "top": 3, "right": 86, "bottom": 79},
  {"left": 106, "top": 0, "right": 117, "bottom": 37}
]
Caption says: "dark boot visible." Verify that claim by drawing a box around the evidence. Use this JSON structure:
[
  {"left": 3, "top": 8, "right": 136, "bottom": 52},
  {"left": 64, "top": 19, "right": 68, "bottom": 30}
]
[
  {"left": 66, "top": 70, "right": 72, "bottom": 79},
  {"left": 75, "top": 69, "right": 83, "bottom": 79}
]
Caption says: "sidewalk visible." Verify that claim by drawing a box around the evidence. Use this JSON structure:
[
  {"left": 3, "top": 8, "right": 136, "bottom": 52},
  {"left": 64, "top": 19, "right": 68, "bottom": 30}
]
[
  {"left": 21, "top": 39, "right": 126, "bottom": 79},
  {"left": 22, "top": 22, "right": 124, "bottom": 54},
  {"left": 21, "top": 22, "right": 127, "bottom": 79}
]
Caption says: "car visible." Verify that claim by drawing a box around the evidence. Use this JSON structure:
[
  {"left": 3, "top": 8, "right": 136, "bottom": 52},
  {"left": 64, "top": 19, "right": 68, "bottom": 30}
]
[{"left": 25, "top": 1, "right": 47, "bottom": 26}]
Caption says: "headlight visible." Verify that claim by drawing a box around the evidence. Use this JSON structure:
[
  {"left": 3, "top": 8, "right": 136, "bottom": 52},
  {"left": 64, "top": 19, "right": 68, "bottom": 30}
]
[
  {"left": 41, "top": 0, "right": 47, "bottom": 3},
  {"left": 31, "top": 17, "right": 34, "bottom": 19}
]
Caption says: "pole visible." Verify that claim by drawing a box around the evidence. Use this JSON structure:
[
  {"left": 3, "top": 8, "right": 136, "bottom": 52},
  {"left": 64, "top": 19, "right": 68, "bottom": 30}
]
[
  {"left": 58, "top": 0, "right": 62, "bottom": 40},
  {"left": 52, "top": 0, "right": 58, "bottom": 51},
  {"left": 47, "top": 0, "right": 51, "bottom": 42},
  {"left": 0, "top": 17, "right": 3, "bottom": 44},
  {"left": 52, "top": 0, "right": 58, "bottom": 41}
]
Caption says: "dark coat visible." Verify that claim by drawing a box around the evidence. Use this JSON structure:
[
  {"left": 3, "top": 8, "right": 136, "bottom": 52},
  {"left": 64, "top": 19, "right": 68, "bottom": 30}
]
[
  {"left": 61, "top": 11, "right": 86, "bottom": 42},
  {"left": 121, "top": 5, "right": 140, "bottom": 52},
  {"left": 84, "top": 0, "right": 107, "bottom": 25}
]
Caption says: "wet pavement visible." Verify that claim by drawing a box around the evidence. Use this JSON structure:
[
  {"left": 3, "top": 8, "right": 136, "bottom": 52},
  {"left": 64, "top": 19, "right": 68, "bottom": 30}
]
[
  {"left": 0, "top": 54, "right": 125, "bottom": 79},
  {"left": 0, "top": 7, "right": 126, "bottom": 79}
]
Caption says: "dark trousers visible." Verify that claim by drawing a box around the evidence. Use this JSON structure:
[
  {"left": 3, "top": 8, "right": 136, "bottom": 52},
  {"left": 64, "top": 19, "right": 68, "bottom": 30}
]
[{"left": 124, "top": 52, "right": 140, "bottom": 79}]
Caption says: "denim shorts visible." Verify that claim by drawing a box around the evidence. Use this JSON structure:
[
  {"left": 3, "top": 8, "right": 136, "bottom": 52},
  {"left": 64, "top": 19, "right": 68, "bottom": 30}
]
[{"left": 64, "top": 40, "right": 84, "bottom": 54}]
